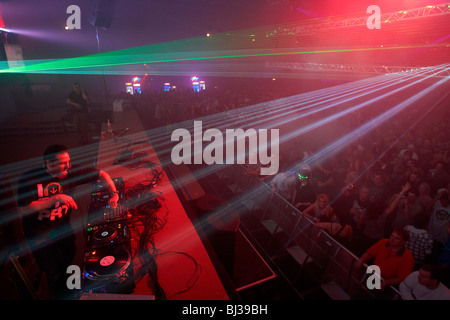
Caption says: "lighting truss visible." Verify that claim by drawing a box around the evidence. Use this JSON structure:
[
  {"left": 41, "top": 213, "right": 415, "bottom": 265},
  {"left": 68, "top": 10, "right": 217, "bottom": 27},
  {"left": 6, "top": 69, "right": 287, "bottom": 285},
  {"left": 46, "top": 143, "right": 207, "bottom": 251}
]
[{"left": 267, "top": 3, "right": 450, "bottom": 36}]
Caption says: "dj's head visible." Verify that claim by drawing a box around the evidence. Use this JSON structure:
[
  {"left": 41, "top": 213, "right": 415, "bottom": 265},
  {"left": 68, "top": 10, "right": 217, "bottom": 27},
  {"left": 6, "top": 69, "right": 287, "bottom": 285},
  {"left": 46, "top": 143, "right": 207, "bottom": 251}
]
[{"left": 43, "top": 144, "right": 71, "bottom": 179}]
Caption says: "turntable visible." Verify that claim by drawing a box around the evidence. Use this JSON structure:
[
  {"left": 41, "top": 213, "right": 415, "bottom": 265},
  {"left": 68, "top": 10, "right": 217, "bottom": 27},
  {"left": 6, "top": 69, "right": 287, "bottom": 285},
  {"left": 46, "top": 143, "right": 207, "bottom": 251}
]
[
  {"left": 84, "top": 246, "right": 131, "bottom": 281},
  {"left": 93, "top": 226, "right": 118, "bottom": 242},
  {"left": 82, "top": 245, "right": 135, "bottom": 294},
  {"left": 82, "top": 218, "right": 135, "bottom": 293}
]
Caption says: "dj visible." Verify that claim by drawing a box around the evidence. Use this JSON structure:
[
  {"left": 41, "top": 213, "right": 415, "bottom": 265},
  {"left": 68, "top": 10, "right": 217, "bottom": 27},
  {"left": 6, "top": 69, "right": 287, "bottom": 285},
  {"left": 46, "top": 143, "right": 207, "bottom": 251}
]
[{"left": 17, "top": 144, "right": 119, "bottom": 299}]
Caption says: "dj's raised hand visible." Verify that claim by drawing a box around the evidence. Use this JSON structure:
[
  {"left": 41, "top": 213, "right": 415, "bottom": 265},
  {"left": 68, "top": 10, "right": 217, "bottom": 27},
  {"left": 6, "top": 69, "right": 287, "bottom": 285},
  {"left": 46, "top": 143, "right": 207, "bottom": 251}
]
[{"left": 109, "top": 192, "right": 119, "bottom": 209}]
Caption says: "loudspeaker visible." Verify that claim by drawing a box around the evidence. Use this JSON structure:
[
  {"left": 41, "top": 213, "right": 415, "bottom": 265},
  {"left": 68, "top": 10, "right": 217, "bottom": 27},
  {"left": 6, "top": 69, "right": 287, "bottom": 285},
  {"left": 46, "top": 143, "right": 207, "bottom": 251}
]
[{"left": 88, "top": 0, "right": 116, "bottom": 29}]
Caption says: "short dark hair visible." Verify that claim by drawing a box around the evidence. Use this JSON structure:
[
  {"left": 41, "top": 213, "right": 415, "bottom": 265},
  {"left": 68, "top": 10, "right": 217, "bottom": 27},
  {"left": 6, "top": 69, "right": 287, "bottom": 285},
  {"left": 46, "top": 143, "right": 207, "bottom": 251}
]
[
  {"left": 413, "top": 213, "right": 429, "bottom": 229},
  {"left": 393, "top": 226, "right": 409, "bottom": 242},
  {"left": 420, "top": 264, "right": 444, "bottom": 283},
  {"left": 43, "top": 144, "right": 68, "bottom": 163}
]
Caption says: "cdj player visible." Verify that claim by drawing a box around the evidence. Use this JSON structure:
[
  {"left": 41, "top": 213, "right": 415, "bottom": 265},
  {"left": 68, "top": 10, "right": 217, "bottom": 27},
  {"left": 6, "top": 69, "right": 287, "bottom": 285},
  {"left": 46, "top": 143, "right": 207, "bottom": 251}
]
[
  {"left": 82, "top": 177, "right": 135, "bottom": 294},
  {"left": 85, "top": 220, "right": 130, "bottom": 251},
  {"left": 87, "top": 177, "right": 128, "bottom": 227}
]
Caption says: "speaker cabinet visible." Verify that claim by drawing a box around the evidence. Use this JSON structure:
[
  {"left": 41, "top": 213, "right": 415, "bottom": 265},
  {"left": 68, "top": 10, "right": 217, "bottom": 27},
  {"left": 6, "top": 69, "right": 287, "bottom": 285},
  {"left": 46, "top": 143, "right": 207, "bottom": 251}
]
[{"left": 88, "top": 0, "right": 116, "bottom": 29}]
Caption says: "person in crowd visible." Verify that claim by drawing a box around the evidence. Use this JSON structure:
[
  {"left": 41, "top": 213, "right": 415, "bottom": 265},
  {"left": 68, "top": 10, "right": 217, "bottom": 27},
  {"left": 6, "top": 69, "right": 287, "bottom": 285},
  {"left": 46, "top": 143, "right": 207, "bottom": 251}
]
[
  {"left": 302, "top": 194, "right": 333, "bottom": 221},
  {"left": 66, "top": 82, "right": 90, "bottom": 145},
  {"left": 417, "top": 182, "right": 433, "bottom": 214},
  {"left": 332, "top": 182, "right": 357, "bottom": 226},
  {"left": 436, "top": 222, "right": 450, "bottom": 287},
  {"left": 354, "top": 200, "right": 388, "bottom": 256},
  {"left": 404, "top": 171, "right": 423, "bottom": 192},
  {"left": 270, "top": 170, "right": 297, "bottom": 204},
  {"left": 403, "top": 158, "right": 423, "bottom": 184},
  {"left": 398, "top": 144, "right": 419, "bottom": 163},
  {"left": 348, "top": 185, "right": 373, "bottom": 235},
  {"left": 311, "top": 197, "right": 353, "bottom": 244},
  {"left": 425, "top": 161, "right": 449, "bottom": 195},
  {"left": 384, "top": 183, "right": 423, "bottom": 237},
  {"left": 355, "top": 227, "right": 415, "bottom": 290},
  {"left": 427, "top": 190, "right": 450, "bottom": 264},
  {"left": 294, "top": 168, "right": 316, "bottom": 212},
  {"left": 404, "top": 213, "right": 434, "bottom": 269},
  {"left": 369, "top": 170, "right": 394, "bottom": 205},
  {"left": 418, "top": 138, "right": 434, "bottom": 167},
  {"left": 399, "top": 264, "right": 450, "bottom": 300},
  {"left": 423, "top": 152, "right": 446, "bottom": 180},
  {"left": 312, "top": 161, "right": 338, "bottom": 200}
]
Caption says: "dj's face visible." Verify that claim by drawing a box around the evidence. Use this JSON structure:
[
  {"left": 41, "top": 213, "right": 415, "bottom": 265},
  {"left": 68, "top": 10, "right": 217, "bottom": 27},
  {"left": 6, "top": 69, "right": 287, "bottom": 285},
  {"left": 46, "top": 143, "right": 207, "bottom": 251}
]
[{"left": 47, "top": 152, "right": 71, "bottom": 179}]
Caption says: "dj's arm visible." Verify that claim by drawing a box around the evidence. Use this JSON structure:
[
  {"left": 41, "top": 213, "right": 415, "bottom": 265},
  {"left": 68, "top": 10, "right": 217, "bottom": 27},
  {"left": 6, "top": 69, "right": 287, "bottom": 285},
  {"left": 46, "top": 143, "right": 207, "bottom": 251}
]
[
  {"left": 98, "top": 170, "right": 119, "bottom": 208},
  {"left": 19, "top": 194, "right": 78, "bottom": 218}
]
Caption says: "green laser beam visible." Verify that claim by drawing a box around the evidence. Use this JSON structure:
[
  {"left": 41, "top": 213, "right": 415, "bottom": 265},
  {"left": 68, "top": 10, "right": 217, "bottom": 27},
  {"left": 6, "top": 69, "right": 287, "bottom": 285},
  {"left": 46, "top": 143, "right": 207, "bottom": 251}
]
[{"left": 1, "top": 44, "right": 443, "bottom": 75}]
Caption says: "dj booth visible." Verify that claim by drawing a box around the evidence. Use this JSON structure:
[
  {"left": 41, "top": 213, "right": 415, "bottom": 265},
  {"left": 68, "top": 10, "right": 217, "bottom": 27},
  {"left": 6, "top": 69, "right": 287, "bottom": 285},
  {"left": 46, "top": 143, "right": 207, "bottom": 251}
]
[{"left": 79, "top": 107, "right": 229, "bottom": 300}]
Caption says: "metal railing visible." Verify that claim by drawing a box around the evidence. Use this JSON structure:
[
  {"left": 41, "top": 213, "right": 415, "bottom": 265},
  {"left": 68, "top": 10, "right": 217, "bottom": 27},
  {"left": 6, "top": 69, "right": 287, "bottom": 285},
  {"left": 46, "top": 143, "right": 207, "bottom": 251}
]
[{"left": 207, "top": 163, "right": 402, "bottom": 300}]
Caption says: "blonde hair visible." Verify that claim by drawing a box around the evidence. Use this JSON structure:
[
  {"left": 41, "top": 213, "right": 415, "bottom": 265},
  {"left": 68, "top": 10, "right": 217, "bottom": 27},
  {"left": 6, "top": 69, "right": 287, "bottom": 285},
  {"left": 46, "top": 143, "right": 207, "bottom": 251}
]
[{"left": 315, "top": 194, "right": 331, "bottom": 215}]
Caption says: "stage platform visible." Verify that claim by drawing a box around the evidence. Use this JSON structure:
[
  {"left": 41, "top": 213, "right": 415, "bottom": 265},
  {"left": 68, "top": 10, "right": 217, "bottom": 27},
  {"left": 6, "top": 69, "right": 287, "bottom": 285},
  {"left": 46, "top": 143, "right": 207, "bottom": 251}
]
[{"left": 92, "top": 106, "right": 230, "bottom": 300}]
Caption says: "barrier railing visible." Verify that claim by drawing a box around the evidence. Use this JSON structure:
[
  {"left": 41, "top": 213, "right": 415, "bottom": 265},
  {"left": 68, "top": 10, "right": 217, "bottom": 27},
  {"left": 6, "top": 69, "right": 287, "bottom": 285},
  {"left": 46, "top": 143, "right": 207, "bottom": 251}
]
[{"left": 208, "top": 163, "right": 401, "bottom": 300}]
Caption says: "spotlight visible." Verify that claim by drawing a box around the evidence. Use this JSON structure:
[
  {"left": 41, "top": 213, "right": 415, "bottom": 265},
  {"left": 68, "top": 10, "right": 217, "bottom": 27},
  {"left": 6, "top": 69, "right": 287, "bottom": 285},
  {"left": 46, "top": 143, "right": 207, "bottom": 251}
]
[{"left": 0, "top": 29, "right": 16, "bottom": 44}]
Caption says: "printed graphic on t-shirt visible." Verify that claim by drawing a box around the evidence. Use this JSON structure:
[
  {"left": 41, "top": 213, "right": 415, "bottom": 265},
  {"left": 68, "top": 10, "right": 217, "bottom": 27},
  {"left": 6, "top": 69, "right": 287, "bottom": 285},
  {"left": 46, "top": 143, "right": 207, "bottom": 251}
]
[
  {"left": 435, "top": 209, "right": 450, "bottom": 221},
  {"left": 37, "top": 182, "right": 70, "bottom": 221},
  {"left": 43, "top": 182, "right": 63, "bottom": 197}
]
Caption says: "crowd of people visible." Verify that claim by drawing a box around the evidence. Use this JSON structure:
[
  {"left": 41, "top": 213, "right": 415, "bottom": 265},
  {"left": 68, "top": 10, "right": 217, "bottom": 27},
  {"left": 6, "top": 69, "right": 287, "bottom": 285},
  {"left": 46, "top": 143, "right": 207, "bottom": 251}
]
[
  {"left": 264, "top": 88, "right": 450, "bottom": 296},
  {"left": 119, "top": 81, "right": 449, "bottom": 298}
]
